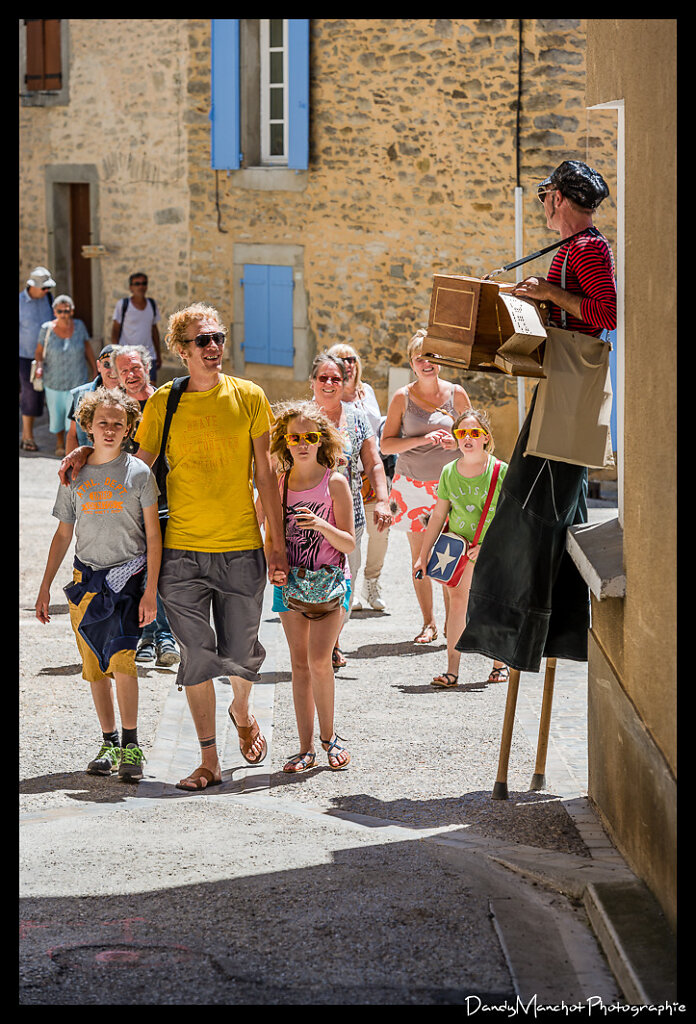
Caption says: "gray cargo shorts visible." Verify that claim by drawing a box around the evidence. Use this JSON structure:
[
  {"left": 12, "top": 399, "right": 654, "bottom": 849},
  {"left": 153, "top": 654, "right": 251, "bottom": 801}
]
[{"left": 158, "top": 547, "right": 267, "bottom": 688}]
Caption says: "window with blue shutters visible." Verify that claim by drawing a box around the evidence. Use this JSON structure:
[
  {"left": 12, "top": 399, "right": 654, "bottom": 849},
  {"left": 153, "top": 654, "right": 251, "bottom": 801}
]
[
  {"left": 211, "top": 19, "right": 309, "bottom": 171},
  {"left": 242, "top": 265, "right": 294, "bottom": 367}
]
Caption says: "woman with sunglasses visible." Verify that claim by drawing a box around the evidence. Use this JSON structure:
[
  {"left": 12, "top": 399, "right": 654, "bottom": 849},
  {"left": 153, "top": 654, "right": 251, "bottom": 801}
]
[
  {"left": 268, "top": 401, "right": 355, "bottom": 772},
  {"left": 413, "top": 409, "right": 508, "bottom": 687},
  {"left": 327, "top": 343, "right": 391, "bottom": 613},
  {"left": 381, "top": 330, "right": 472, "bottom": 645},
  {"left": 33, "top": 294, "right": 98, "bottom": 457},
  {"left": 309, "top": 352, "right": 391, "bottom": 669}
]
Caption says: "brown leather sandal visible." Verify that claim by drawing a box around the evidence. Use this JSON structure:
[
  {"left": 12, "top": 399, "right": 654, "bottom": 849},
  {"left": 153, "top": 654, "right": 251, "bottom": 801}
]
[
  {"left": 175, "top": 766, "right": 222, "bottom": 791},
  {"left": 228, "top": 709, "right": 268, "bottom": 765}
]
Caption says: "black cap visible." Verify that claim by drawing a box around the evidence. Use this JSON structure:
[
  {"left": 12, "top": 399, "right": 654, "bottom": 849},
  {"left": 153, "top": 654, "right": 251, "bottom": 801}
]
[{"left": 539, "top": 160, "right": 609, "bottom": 210}]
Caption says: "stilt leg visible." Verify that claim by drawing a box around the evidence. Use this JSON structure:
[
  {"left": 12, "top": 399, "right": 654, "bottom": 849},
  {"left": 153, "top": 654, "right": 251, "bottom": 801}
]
[
  {"left": 529, "top": 657, "right": 557, "bottom": 791},
  {"left": 492, "top": 668, "right": 521, "bottom": 800}
]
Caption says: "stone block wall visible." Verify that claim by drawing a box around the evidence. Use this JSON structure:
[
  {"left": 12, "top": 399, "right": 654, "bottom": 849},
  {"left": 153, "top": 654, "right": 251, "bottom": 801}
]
[
  {"left": 19, "top": 19, "right": 191, "bottom": 350},
  {"left": 21, "top": 18, "right": 618, "bottom": 459},
  {"left": 185, "top": 18, "right": 617, "bottom": 458}
]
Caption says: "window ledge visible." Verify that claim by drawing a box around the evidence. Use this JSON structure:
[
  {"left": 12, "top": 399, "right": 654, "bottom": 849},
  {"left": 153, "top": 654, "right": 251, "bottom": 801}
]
[
  {"left": 566, "top": 514, "right": 626, "bottom": 600},
  {"left": 229, "top": 167, "right": 308, "bottom": 192}
]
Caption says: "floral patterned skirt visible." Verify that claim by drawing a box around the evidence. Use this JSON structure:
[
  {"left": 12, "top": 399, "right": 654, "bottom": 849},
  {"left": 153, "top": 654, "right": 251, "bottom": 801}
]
[{"left": 388, "top": 474, "right": 440, "bottom": 533}]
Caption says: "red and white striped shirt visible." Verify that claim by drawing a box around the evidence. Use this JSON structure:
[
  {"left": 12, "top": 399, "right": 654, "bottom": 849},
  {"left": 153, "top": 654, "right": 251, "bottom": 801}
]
[{"left": 547, "top": 229, "right": 616, "bottom": 337}]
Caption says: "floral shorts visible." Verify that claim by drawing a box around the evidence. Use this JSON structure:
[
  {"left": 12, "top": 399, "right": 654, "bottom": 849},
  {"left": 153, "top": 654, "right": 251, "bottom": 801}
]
[{"left": 388, "top": 474, "right": 440, "bottom": 534}]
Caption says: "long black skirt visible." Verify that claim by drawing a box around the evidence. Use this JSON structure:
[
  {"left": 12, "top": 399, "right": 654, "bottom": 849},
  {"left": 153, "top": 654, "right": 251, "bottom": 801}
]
[{"left": 455, "top": 386, "right": 589, "bottom": 673}]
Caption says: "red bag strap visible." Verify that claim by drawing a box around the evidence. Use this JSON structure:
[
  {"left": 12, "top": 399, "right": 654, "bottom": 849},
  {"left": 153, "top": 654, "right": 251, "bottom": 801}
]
[{"left": 470, "top": 459, "right": 501, "bottom": 548}]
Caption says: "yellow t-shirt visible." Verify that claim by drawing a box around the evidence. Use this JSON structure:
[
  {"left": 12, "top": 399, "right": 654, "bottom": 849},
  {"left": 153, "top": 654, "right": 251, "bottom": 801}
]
[{"left": 134, "top": 375, "right": 273, "bottom": 552}]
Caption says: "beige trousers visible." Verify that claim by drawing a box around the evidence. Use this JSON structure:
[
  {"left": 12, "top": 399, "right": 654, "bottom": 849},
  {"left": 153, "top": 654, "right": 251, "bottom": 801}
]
[{"left": 362, "top": 498, "right": 390, "bottom": 580}]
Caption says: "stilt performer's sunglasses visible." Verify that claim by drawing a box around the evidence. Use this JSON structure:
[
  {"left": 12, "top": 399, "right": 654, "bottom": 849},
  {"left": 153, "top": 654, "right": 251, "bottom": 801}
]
[{"left": 284, "top": 432, "right": 322, "bottom": 446}]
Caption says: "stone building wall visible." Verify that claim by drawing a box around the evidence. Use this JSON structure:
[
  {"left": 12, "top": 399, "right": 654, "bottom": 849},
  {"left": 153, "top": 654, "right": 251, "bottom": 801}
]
[
  {"left": 20, "top": 18, "right": 617, "bottom": 460},
  {"left": 184, "top": 17, "right": 617, "bottom": 459},
  {"left": 19, "top": 19, "right": 191, "bottom": 349}
]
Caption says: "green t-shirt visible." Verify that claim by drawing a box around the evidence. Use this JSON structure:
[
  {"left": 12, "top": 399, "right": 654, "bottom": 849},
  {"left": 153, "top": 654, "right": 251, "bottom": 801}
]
[{"left": 436, "top": 455, "right": 508, "bottom": 543}]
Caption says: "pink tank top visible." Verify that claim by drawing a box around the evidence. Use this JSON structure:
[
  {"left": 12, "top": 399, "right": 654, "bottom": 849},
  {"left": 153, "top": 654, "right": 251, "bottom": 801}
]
[{"left": 281, "top": 469, "right": 347, "bottom": 572}]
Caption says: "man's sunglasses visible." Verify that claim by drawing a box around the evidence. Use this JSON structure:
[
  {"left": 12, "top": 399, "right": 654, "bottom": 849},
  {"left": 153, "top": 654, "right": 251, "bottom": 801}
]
[
  {"left": 131, "top": 280, "right": 148, "bottom": 287},
  {"left": 537, "top": 187, "right": 557, "bottom": 204},
  {"left": 284, "top": 431, "right": 322, "bottom": 446},
  {"left": 192, "top": 331, "right": 225, "bottom": 348},
  {"left": 55, "top": 309, "right": 72, "bottom": 315},
  {"left": 453, "top": 427, "right": 489, "bottom": 440},
  {"left": 316, "top": 374, "right": 343, "bottom": 385}
]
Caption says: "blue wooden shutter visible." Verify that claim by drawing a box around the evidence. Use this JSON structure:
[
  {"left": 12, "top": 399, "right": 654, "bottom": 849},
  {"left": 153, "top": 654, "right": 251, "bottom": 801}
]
[
  {"left": 269, "top": 266, "right": 295, "bottom": 366},
  {"left": 243, "top": 265, "right": 294, "bottom": 367},
  {"left": 287, "top": 19, "right": 309, "bottom": 170},
  {"left": 211, "top": 19, "right": 241, "bottom": 170}
]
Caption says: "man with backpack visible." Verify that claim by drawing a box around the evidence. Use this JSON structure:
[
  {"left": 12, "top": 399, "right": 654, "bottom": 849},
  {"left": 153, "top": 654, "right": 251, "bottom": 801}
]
[{"left": 111, "top": 272, "right": 162, "bottom": 383}]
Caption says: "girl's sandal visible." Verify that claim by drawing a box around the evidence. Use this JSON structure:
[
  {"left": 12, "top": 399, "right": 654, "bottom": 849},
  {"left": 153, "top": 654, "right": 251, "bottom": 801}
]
[
  {"left": 431, "top": 672, "right": 459, "bottom": 688},
  {"left": 283, "top": 752, "right": 317, "bottom": 774},
  {"left": 414, "top": 624, "right": 438, "bottom": 644},
  {"left": 488, "top": 665, "right": 510, "bottom": 683},
  {"left": 321, "top": 733, "right": 351, "bottom": 770},
  {"left": 332, "top": 644, "right": 347, "bottom": 669}
]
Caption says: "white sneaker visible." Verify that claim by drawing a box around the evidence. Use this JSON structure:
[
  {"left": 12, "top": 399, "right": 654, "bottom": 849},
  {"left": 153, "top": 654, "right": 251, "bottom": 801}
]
[{"left": 364, "top": 578, "right": 386, "bottom": 611}]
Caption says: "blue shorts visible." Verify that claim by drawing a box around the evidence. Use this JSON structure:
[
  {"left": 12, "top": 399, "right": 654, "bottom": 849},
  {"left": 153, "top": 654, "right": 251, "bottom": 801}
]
[{"left": 272, "top": 576, "right": 351, "bottom": 614}]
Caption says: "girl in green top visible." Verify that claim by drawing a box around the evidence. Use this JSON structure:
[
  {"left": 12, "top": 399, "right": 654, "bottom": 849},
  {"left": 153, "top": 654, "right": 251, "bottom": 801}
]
[{"left": 414, "top": 409, "right": 509, "bottom": 688}]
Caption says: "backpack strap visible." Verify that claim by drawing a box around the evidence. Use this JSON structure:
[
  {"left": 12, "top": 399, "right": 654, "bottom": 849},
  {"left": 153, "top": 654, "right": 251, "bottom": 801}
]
[{"left": 154, "top": 376, "right": 189, "bottom": 500}]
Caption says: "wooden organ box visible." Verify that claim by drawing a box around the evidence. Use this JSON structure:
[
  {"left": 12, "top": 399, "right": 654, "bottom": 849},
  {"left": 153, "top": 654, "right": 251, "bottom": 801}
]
[{"left": 420, "top": 275, "right": 550, "bottom": 378}]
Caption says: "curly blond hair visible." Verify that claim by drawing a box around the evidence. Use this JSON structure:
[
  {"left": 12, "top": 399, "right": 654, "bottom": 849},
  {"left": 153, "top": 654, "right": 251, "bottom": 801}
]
[
  {"left": 270, "top": 400, "right": 345, "bottom": 473},
  {"left": 76, "top": 386, "right": 142, "bottom": 444},
  {"left": 165, "top": 303, "right": 227, "bottom": 364}
]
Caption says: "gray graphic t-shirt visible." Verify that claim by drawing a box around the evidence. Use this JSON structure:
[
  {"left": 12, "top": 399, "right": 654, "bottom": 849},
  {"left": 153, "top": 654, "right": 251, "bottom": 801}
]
[{"left": 52, "top": 452, "right": 159, "bottom": 570}]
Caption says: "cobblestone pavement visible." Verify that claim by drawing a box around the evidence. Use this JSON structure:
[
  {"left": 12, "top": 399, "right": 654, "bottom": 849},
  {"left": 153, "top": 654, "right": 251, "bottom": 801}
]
[{"left": 20, "top": 415, "right": 632, "bottom": 1005}]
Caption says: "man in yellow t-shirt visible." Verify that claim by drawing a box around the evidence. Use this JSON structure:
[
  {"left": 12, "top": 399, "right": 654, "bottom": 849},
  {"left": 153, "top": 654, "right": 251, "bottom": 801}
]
[{"left": 133, "top": 303, "right": 288, "bottom": 791}]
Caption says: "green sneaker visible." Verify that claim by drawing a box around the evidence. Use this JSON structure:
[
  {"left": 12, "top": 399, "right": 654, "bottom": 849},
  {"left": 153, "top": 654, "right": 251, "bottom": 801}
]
[
  {"left": 87, "top": 743, "right": 121, "bottom": 776},
  {"left": 118, "top": 743, "right": 145, "bottom": 783}
]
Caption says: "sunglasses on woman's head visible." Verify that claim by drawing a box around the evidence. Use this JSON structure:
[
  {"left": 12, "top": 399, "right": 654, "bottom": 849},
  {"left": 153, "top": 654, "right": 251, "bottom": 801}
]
[
  {"left": 284, "top": 431, "right": 322, "bottom": 446},
  {"left": 342, "top": 356, "right": 357, "bottom": 364},
  {"left": 316, "top": 374, "right": 343, "bottom": 385},
  {"left": 453, "top": 427, "right": 488, "bottom": 440},
  {"left": 192, "top": 331, "right": 225, "bottom": 348}
]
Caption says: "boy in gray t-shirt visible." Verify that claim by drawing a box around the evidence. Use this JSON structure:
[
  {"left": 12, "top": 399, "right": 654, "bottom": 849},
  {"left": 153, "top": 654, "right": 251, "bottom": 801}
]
[{"left": 35, "top": 388, "right": 161, "bottom": 781}]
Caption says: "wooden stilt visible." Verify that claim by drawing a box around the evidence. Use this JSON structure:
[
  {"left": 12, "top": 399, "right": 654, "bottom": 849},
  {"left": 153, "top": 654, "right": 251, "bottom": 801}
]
[
  {"left": 529, "top": 657, "right": 557, "bottom": 791},
  {"left": 492, "top": 668, "right": 521, "bottom": 800}
]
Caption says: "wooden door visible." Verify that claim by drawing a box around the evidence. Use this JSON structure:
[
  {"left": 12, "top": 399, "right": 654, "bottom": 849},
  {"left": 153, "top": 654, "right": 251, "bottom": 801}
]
[{"left": 69, "top": 183, "right": 92, "bottom": 335}]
